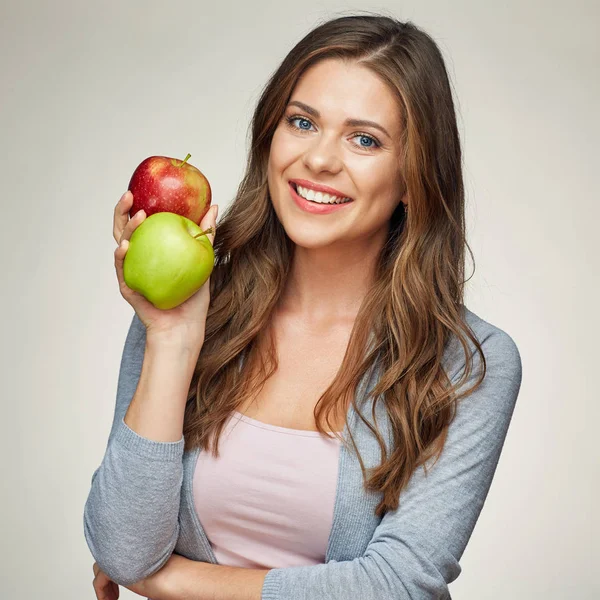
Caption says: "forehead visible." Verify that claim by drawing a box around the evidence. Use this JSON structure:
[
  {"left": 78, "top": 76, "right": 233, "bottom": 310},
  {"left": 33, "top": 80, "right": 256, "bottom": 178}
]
[{"left": 289, "top": 59, "right": 401, "bottom": 135}]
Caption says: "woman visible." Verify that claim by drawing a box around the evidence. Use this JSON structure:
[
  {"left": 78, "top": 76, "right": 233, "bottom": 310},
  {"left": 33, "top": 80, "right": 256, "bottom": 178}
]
[{"left": 86, "top": 13, "right": 523, "bottom": 600}]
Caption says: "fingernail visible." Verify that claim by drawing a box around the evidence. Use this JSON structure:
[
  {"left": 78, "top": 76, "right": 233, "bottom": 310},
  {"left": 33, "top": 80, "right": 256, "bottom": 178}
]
[{"left": 213, "top": 205, "right": 219, "bottom": 219}]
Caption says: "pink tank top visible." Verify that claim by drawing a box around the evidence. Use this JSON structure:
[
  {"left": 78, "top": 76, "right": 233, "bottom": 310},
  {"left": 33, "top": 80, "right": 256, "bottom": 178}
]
[{"left": 193, "top": 410, "right": 342, "bottom": 569}]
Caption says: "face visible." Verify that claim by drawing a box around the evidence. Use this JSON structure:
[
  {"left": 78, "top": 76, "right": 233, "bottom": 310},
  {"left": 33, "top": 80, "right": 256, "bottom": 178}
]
[{"left": 267, "top": 58, "right": 405, "bottom": 250}]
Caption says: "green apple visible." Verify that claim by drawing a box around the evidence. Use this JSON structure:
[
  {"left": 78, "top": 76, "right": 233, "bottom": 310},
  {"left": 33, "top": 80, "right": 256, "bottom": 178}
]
[{"left": 123, "top": 211, "right": 214, "bottom": 310}]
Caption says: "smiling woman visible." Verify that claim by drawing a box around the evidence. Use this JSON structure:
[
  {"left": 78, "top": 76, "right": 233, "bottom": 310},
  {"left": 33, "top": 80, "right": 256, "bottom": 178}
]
[
  {"left": 269, "top": 58, "right": 405, "bottom": 232},
  {"left": 84, "top": 12, "right": 522, "bottom": 600}
]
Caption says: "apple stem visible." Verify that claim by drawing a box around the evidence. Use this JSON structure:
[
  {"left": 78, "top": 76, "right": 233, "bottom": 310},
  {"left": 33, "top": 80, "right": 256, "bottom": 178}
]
[
  {"left": 193, "top": 226, "right": 214, "bottom": 239},
  {"left": 178, "top": 153, "right": 191, "bottom": 167}
]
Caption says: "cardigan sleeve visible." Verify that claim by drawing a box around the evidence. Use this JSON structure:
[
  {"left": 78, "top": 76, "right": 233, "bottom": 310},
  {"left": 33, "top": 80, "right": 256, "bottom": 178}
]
[
  {"left": 261, "top": 328, "right": 523, "bottom": 600},
  {"left": 83, "top": 313, "right": 185, "bottom": 586}
]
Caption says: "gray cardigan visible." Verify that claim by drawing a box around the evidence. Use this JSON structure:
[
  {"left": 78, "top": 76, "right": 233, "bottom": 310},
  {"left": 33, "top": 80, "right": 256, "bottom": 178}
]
[{"left": 83, "top": 305, "right": 522, "bottom": 599}]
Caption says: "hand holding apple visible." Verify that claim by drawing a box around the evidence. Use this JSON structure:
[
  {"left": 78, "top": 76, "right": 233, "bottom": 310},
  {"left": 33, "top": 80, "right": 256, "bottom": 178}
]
[
  {"left": 123, "top": 211, "right": 215, "bottom": 309},
  {"left": 113, "top": 190, "right": 218, "bottom": 345}
]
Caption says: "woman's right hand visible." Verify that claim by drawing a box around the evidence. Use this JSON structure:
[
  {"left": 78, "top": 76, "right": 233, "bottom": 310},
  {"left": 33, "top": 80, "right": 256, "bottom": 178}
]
[{"left": 113, "top": 191, "right": 218, "bottom": 346}]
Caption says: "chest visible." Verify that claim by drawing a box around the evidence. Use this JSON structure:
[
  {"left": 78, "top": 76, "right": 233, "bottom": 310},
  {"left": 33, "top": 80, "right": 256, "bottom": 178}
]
[{"left": 237, "top": 318, "right": 353, "bottom": 432}]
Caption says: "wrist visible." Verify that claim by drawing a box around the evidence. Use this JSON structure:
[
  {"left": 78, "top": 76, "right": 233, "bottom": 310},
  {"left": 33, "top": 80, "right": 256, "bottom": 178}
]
[
  {"left": 146, "top": 327, "right": 204, "bottom": 354},
  {"left": 144, "top": 337, "right": 202, "bottom": 383},
  {"left": 123, "top": 336, "right": 199, "bottom": 443},
  {"left": 161, "top": 555, "right": 204, "bottom": 600}
]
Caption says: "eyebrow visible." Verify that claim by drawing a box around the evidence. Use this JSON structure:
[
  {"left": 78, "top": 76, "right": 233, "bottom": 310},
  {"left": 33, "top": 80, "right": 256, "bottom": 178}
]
[{"left": 287, "top": 100, "right": 392, "bottom": 139}]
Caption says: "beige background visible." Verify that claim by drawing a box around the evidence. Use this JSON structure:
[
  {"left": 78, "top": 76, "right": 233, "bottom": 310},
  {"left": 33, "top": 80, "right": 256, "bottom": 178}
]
[{"left": 1, "top": 0, "right": 597, "bottom": 598}]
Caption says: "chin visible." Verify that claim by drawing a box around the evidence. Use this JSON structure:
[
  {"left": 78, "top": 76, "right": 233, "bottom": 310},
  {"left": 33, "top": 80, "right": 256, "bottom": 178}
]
[{"left": 282, "top": 221, "right": 341, "bottom": 249}]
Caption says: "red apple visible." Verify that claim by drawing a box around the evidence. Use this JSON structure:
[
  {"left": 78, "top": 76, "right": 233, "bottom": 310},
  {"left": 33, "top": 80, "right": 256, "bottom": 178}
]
[{"left": 128, "top": 153, "right": 211, "bottom": 225}]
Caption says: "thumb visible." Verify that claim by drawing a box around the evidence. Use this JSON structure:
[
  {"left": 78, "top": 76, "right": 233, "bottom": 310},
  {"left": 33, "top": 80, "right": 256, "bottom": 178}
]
[
  {"left": 199, "top": 204, "right": 218, "bottom": 247},
  {"left": 209, "top": 204, "right": 218, "bottom": 246}
]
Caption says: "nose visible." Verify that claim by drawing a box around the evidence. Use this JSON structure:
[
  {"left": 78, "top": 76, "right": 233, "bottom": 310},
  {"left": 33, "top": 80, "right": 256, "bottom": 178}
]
[{"left": 302, "top": 132, "right": 343, "bottom": 175}]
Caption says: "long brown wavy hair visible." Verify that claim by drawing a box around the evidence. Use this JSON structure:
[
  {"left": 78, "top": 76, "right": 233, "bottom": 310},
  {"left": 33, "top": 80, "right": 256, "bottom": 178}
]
[{"left": 183, "top": 12, "right": 487, "bottom": 518}]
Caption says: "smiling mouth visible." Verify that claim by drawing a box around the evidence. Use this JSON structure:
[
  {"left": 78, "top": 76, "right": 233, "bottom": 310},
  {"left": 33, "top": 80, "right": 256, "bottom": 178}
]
[{"left": 289, "top": 182, "right": 354, "bottom": 205}]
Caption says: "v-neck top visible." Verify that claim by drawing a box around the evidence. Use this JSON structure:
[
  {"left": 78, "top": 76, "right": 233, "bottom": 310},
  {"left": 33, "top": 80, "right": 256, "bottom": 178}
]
[{"left": 193, "top": 411, "right": 342, "bottom": 568}]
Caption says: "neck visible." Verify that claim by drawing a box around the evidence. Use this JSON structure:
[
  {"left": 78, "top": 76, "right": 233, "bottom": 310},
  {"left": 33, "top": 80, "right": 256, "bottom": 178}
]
[{"left": 278, "top": 229, "right": 386, "bottom": 327}]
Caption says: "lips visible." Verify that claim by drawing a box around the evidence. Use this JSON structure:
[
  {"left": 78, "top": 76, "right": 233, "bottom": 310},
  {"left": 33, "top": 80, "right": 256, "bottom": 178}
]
[
  {"left": 289, "top": 179, "right": 353, "bottom": 201},
  {"left": 288, "top": 181, "right": 353, "bottom": 215}
]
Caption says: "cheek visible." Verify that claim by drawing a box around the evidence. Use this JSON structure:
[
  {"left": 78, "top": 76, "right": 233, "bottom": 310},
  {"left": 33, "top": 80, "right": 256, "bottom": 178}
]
[
  {"left": 269, "top": 130, "right": 288, "bottom": 165},
  {"left": 270, "top": 129, "right": 305, "bottom": 169},
  {"left": 356, "top": 167, "right": 404, "bottom": 220},
  {"left": 364, "top": 162, "right": 403, "bottom": 200}
]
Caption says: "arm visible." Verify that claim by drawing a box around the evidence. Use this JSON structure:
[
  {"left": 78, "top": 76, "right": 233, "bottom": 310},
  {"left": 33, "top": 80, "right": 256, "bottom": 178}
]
[
  {"left": 162, "top": 327, "right": 522, "bottom": 600},
  {"left": 83, "top": 313, "right": 201, "bottom": 586},
  {"left": 158, "top": 557, "right": 270, "bottom": 600}
]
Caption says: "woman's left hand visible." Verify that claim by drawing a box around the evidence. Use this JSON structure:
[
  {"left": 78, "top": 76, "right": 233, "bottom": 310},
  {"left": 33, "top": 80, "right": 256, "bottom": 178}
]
[
  {"left": 92, "top": 554, "right": 188, "bottom": 600},
  {"left": 92, "top": 563, "right": 121, "bottom": 600}
]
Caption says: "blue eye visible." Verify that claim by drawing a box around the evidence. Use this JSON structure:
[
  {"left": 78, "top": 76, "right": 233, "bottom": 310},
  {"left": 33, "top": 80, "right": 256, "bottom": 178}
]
[
  {"left": 284, "top": 114, "right": 381, "bottom": 151},
  {"left": 358, "top": 136, "right": 375, "bottom": 148},
  {"left": 290, "top": 117, "right": 312, "bottom": 130}
]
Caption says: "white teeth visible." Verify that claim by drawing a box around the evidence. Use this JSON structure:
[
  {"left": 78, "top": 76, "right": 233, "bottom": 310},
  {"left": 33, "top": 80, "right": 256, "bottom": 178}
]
[{"left": 296, "top": 185, "right": 351, "bottom": 204}]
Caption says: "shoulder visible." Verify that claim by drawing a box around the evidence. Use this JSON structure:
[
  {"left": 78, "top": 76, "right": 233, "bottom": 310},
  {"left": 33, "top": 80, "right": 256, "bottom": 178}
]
[
  {"left": 463, "top": 305, "right": 521, "bottom": 366},
  {"left": 444, "top": 305, "right": 522, "bottom": 375},
  {"left": 442, "top": 305, "right": 523, "bottom": 411}
]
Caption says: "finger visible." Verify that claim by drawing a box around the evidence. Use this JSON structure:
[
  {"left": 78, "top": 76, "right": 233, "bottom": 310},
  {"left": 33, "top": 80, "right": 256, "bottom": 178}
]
[
  {"left": 118, "top": 207, "right": 146, "bottom": 246},
  {"left": 93, "top": 572, "right": 116, "bottom": 600},
  {"left": 113, "top": 191, "right": 133, "bottom": 244},
  {"left": 92, "top": 579, "right": 103, "bottom": 600},
  {"left": 92, "top": 577, "right": 100, "bottom": 600},
  {"left": 199, "top": 204, "right": 218, "bottom": 247},
  {"left": 114, "top": 239, "right": 130, "bottom": 294},
  {"left": 114, "top": 239, "right": 151, "bottom": 308}
]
